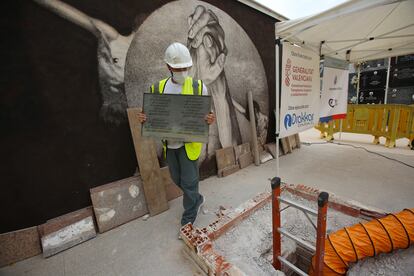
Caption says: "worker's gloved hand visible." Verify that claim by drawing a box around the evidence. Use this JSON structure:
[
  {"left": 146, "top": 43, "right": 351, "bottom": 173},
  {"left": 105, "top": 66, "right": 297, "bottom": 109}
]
[
  {"left": 187, "top": 5, "right": 227, "bottom": 85},
  {"left": 137, "top": 112, "right": 146, "bottom": 123},
  {"left": 205, "top": 112, "right": 216, "bottom": 125}
]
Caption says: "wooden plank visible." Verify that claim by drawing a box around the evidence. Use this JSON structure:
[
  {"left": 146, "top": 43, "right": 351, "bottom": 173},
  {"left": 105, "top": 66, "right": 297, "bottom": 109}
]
[
  {"left": 248, "top": 92, "right": 260, "bottom": 165},
  {"left": 288, "top": 135, "right": 297, "bottom": 149},
  {"left": 127, "top": 108, "right": 168, "bottom": 216},
  {"left": 281, "top": 137, "right": 291, "bottom": 154},
  {"left": 295, "top": 134, "right": 301, "bottom": 149},
  {"left": 280, "top": 137, "right": 288, "bottom": 154}
]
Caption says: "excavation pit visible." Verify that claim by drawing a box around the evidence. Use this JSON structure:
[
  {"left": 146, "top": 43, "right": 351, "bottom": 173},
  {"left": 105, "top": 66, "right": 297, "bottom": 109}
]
[{"left": 181, "top": 184, "right": 414, "bottom": 276}]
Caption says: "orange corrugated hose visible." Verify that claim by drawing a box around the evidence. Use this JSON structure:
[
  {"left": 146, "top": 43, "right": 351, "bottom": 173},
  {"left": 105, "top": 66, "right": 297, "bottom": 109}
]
[{"left": 309, "top": 208, "right": 414, "bottom": 275}]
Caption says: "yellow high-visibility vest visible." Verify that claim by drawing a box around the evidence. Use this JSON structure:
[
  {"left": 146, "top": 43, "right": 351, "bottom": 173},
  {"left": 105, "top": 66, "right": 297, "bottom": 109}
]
[{"left": 150, "top": 77, "right": 203, "bottom": 161}]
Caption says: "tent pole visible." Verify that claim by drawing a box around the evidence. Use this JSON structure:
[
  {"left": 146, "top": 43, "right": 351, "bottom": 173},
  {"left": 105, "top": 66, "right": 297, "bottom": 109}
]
[
  {"left": 384, "top": 56, "right": 391, "bottom": 104},
  {"left": 356, "top": 64, "right": 361, "bottom": 104},
  {"left": 275, "top": 36, "right": 280, "bottom": 178}
]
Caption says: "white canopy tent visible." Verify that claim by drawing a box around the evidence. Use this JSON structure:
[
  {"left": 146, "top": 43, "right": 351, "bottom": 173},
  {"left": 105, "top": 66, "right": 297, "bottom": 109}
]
[
  {"left": 272, "top": 0, "right": 414, "bottom": 181},
  {"left": 275, "top": 0, "right": 414, "bottom": 63}
]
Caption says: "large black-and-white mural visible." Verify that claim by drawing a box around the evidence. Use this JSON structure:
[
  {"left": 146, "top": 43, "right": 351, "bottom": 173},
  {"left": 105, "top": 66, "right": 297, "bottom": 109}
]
[
  {"left": 34, "top": 0, "right": 269, "bottom": 165},
  {"left": 126, "top": 0, "right": 269, "bottom": 165}
]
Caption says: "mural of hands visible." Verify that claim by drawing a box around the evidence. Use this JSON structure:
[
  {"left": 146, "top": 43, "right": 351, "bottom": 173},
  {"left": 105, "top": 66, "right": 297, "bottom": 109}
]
[
  {"left": 187, "top": 6, "right": 227, "bottom": 85},
  {"left": 125, "top": 1, "right": 270, "bottom": 168},
  {"left": 187, "top": 5, "right": 242, "bottom": 158}
]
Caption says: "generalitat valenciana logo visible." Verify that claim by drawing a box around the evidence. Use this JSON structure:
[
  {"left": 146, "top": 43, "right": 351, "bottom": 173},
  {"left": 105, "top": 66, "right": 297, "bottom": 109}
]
[{"left": 285, "top": 58, "right": 292, "bottom": 87}]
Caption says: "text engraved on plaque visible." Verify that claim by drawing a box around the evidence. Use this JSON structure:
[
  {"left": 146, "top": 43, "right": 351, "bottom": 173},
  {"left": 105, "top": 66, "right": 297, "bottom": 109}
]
[{"left": 142, "top": 93, "right": 211, "bottom": 143}]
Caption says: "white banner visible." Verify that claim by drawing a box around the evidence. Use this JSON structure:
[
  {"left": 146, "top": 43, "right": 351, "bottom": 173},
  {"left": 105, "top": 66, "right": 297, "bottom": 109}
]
[
  {"left": 280, "top": 42, "right": 320, "bottom": 138},
  {"left": 320, "top": 57, "right": 349, "bottom": 122}
]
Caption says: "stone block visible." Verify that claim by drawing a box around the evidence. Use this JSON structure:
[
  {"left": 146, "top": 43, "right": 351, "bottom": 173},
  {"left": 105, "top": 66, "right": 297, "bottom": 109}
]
[
  {"left": 264, "top": 143, "right": 276, "bottom": 158},
  {"left": 38, "top": 207, "right": 96, "bottom": 257},
  {"left": 215, "top": 147, "right": 236, "bottom": 171},
  {"left": 238, "top": 152, "right": 253, "bottom": 169},
  {"left": 233, "top": 143, "right": 250, "bottom": 161},
  {"left": 294, "top": 133, "right": 301, "bottom": 148},
  {"left": 90, "top": 176, "right": 148, "bottom": 233},
  {"left": 260, "top": 151, "right": 273, "bottom": 163},
  {"left": 280, "top": 137, "right": 291, "bottom": 154},
  {"left": 0, "top": 227, "right": 41, "bottom": 267},
  {"left": 289, "top": 135, "right": 297, "bottom": 149},
  {"left": 219, "top": 164, "right": 240, "bottom": 177}
]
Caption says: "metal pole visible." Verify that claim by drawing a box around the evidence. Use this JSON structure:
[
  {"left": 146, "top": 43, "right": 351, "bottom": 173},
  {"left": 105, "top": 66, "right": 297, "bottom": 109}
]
[
  {"left": 271, "top": 177, "right": 282, "bottom": 270},
  {"left": 356, "top": 64, "right": 361, "bottom": 104},
  {"left": 273, "top": 38, "right": 282, "bottom": 271},
  {"left": 314, "top": 192, "right": 329, "bottom": 276},
  {"left": 384, "top": 56, "right": 391, "bottom": 104},
  {"left": 339, "top": 120, "right": 343, "bottom": 140},
  {"left": 275, "top": 37, "right": 281, "bottom": 177}
]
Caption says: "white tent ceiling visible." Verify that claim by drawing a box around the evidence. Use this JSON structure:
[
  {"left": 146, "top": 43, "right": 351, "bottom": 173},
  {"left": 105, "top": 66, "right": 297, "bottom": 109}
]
[{"left": 275, "top": 0, "right": 414, "bottom": 63}]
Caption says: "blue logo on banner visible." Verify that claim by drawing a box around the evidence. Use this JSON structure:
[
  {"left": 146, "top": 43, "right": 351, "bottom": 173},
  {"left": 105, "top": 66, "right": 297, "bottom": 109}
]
[
  {"left": 284, "top": 114, "right": 293, "bottom": 129},
  {"left": 284, "top": 112, "right": 315, "bottom": 130}
]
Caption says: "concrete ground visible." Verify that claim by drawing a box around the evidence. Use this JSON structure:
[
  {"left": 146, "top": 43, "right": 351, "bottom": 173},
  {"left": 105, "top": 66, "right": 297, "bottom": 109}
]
[{"left": 1, "top": 129, "right": 413, "bottom": 276}]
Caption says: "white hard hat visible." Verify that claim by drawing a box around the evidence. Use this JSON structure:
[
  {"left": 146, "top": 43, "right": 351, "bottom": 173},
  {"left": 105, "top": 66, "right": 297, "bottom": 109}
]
[{"left": 164, "top": 42, "right": 193, "bottom": 69}]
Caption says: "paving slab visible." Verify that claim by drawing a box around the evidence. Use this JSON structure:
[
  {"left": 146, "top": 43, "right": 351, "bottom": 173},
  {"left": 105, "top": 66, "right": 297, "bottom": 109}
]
[
  {"left": 259, "top": 150, "right": 273, "bottom": 163},
  {"left": 215, "top": 147, "right": 236, "bottom": 172},
  {"left": 38, "top": 207, "right": 96, "bottom": 257},
  {"left": 90, "top": 176, "right": 148, "bottom": 233},
  {"left": 221, "top": 164, "right": 241, "bottom": 177},
  {"left": 239, "top": 152, "right": 253, "bottom": 169},
  {"left": 234, "top": 143, "right": 251, "bottom": 161},
  {"left": 264, "top": 143, "right": 277, "bottom": 158},
  {"left": 0, "top": 226, "right": 41, "bottom": 267}
]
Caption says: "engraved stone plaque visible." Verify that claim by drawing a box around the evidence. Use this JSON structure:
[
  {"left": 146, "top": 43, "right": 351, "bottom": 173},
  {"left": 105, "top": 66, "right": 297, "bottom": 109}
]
[{"left": 142, "top": 93, "right": 211, "bottom": 143}]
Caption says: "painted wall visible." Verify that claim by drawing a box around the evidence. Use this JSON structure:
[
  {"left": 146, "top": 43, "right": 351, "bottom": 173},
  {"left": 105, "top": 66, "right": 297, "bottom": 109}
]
[{"left": 0, "top": 0, "right": 276, "bottom": 233}]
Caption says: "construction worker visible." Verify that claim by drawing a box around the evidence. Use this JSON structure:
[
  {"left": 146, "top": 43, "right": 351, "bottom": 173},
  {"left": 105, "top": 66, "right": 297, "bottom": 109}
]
[{"left": 137, "top": 42, "right": 215, "bottom": 236}]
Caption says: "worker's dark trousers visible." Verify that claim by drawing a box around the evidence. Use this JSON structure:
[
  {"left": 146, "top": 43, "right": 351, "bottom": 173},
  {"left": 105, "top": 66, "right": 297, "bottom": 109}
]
[{"left": 166, "top": 146, "right": 202, "bottom": 226}]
